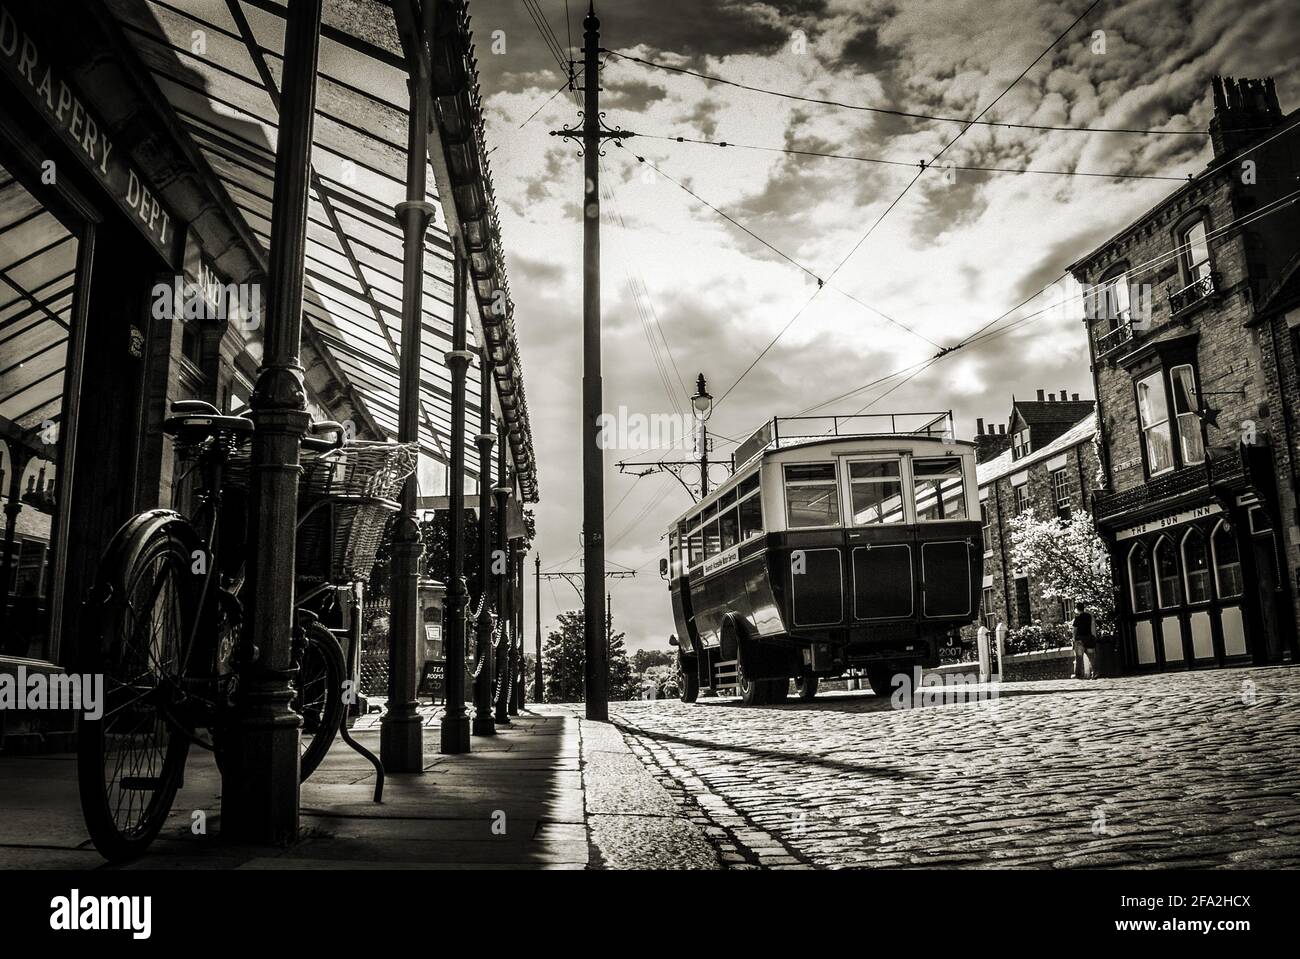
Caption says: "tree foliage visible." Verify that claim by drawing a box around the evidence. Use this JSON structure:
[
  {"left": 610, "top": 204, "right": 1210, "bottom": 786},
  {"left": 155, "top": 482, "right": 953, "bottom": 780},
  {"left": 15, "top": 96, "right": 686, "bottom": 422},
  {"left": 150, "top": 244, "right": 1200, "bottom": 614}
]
[
  {"left": 1008, "top": 510, "right": 1116, "bottom": 634},
  {"left": 542, "top": 609, "right": 637, "bottom": 703}
]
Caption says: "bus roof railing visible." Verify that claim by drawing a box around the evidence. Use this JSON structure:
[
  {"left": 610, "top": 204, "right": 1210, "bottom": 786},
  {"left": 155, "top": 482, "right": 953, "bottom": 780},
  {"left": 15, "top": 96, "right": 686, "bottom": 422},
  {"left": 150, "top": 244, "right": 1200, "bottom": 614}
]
[{"left": 733, "top": 411, "right": 955, "bottom": 468}]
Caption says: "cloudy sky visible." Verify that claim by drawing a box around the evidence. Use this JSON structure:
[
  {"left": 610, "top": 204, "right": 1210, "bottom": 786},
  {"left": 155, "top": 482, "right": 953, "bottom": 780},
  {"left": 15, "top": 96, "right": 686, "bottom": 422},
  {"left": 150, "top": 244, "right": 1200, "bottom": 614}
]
[{"left": 471, "top": 0, "right": 1300, "bottom": 655}]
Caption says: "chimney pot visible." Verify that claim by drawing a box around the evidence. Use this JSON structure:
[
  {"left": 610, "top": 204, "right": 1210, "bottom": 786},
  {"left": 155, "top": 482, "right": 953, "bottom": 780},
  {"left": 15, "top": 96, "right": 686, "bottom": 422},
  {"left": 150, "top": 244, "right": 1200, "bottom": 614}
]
[
  {"left": 976, "top": 417, "right": 985, "bottom": 435},
  {"left": 998, "top": 424, "right": 1006, "bottom": 434},
  {"left": 1036, "top": 389, "right": 1045, "bottom": 402},
  {"left": 1049, "top": 393, "right": 1056, "bottom": 402},
  {"left": 1072, "top": 392, "right": 1080, "bottom": 401}
]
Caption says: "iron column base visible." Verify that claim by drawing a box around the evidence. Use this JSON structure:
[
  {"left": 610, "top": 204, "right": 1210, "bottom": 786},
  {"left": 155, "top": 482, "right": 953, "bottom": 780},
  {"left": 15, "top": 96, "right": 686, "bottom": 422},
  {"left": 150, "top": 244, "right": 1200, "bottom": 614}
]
[
  {"left": 380, "top": 709, "right": 424, "bottom": 772},
  {"left": 440, "top": 713, "right": 471, "bottom": 753}
]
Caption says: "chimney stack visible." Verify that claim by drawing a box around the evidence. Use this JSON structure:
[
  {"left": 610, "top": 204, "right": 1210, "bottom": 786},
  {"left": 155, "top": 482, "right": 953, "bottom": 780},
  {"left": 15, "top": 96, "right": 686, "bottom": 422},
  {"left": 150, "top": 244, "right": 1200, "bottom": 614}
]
[
  {"left": 1072, "top": 392, "right": 1080, "bottom": 401},
  {"left": 1049, "top": 392, "right": 1056, "bottom": 402},
  {"left": 1209, "top": 76, "right": 1282, "bottom": 158},
  {"left": 976, "top": 417, "right": 985, "bottom": 436},
  {"left": 998, "top": 424, "right": 1006, "bottom": 434},
  {"left": 1036, "top": 389, "right": 1045, "bottom": 402}
]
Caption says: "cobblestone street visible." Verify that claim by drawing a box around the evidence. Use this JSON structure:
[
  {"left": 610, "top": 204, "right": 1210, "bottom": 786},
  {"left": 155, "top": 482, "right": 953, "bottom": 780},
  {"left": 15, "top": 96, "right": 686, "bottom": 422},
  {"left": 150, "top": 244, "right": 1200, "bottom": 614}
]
[{"left": 608, "top": 666, "right": 1300, "bottom": 869}]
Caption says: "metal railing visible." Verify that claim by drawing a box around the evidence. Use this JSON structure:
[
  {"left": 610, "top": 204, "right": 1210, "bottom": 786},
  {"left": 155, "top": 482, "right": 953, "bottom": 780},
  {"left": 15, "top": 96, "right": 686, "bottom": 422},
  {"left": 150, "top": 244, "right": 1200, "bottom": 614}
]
[
  {"left": 1168, "top": 272, "right": 1217, "bottom": 317},
  {"left": 1095, "top": 320, "right": 1134, "bottom": 359},
  {"left": 735, "top": 411, "right": 954, "bottom": 467}
]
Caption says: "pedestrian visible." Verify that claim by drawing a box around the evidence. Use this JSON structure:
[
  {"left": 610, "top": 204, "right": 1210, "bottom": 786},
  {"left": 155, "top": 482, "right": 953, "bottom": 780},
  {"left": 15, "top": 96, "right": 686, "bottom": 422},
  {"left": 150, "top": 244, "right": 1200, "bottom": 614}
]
[{"left": 1071, "top": 601, "right": 1096, "bottom": 679}]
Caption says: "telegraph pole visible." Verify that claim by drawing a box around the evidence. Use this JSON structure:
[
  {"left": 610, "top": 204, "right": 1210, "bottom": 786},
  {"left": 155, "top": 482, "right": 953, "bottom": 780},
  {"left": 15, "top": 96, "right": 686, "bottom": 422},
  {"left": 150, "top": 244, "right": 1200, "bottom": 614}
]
[{"left": 552, "top": 2, "right": 632, "bottom": 721}]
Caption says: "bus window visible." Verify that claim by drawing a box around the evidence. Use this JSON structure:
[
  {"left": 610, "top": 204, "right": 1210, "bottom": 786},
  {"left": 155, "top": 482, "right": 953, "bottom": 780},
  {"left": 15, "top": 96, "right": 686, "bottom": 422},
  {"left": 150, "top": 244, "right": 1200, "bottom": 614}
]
[
  {"left": 688, "top": 528, "right": 703, "bottom": 567},
  {"left": 719, "top": 505, "right": 739, "bottom": 550},
  {"left": 738, "top": 472, "right": 759, "bottom": 497},
  {"left": 913, "top": 457, "right": 967, "bottom": 521},
  {"left": 848, "top": 459, "right": 904, "bottom": 525},
  {"left": 784, "top": 462, "right": 840, "bottom": 528},
  {"left": 739, "top": 488, "right": 763, "bottom": 540},
  {"left": 703, "top": 518, "right": 721, "bottom": 558}
]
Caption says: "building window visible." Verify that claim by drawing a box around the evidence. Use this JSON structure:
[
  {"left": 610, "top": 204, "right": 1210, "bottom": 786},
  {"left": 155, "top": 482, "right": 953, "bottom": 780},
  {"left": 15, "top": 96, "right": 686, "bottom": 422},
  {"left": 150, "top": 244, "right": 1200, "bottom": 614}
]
[
  {"left": 1050, "top": 468, "right": 1072, "bottom": 520},
  {"left": 981, "top": 586, "right": 996, "bottom": 631},
  {"left": 1182, "top": 527, "right": 1211, "bottom": 604},
  {"left": 913, "top": 457, "right": 967, "bottom": 521},
  {"left": 1013, "top": 482, "right": 1030, "bottom": 515},
  {"left": 980, "top": 501, "right": 993, "bottom": 554},
  {"left": 847, "top": 459, "right": 905, "bottom": 525},
  {"left": 783, "top": 462, "right": 840, "bottom": 528},
  {"left": 1154, "top": 536, "right": 1181, "bottom": 608},
  {"left": 1181, "top": 220, "right": 1211, "bottom": 281},
  {"left": 1169, "top": 365, "right": 1205, "bottom": 466},
  {"left": 1012, "top": 428, "right": 1030, "bottom": 459},
  {"left": 1136, "top": 369, "right": 1174, "bottom": 476},
  {"left": 1211, "top": 521, "right": 1243, "bottom": 598},
  {"left": 1099, "top": 270, "right": 1131, "bottom": 326},
  {"left": 1014, "top": 576, "right": 1032, "bottom": 626},
  {"left": 1129, "top": 542, "right": 1154, "bottom": 613}
]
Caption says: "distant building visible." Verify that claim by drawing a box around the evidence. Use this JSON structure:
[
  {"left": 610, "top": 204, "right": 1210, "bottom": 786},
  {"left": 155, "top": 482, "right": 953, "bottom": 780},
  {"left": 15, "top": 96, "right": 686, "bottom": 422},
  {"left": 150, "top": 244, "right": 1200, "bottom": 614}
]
[
  {"left": 969, "top": 394, "right": 1099, "bottom": 635},
  {"left": 1070, "top": 76, "right": 1300, "bottom": 673}
]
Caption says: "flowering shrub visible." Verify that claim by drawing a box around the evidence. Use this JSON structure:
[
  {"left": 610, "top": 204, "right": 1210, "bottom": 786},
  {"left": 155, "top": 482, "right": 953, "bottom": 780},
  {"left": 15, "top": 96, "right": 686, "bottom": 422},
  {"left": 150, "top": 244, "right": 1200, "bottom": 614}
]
[
  {"left": 1008, "top": 510, "right": 1116, "bottom": 635},
  {"left": 1005, "top": 620, "right": 1072, "bottom": 654}
]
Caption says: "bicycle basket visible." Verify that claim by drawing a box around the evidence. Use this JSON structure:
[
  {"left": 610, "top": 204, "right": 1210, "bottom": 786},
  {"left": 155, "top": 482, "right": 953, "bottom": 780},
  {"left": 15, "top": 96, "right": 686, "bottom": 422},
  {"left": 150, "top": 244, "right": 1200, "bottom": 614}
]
[{"left": 295, "top": 441, "right": 420, "bottom": 586}]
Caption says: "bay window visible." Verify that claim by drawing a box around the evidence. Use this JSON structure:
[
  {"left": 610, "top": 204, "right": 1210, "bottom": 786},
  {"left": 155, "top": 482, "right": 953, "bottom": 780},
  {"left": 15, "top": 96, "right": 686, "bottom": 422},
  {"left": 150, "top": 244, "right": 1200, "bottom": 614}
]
[
  {"left": 1136, "top": 370, "right": 1174, "bottom": 475},
  {"left": 1169, "top": 365, "right": 1205, "bottom": 466}
]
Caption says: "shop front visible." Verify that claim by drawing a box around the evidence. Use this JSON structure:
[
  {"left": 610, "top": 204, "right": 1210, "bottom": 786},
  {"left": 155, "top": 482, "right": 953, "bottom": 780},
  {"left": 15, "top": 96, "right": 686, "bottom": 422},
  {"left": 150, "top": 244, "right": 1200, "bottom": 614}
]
[
  {"left": 1096, "top": 443, "right": 1296, "bottom": 672},
  {"left": 0, "top": 2, "right": 182, "bottom": 721}
]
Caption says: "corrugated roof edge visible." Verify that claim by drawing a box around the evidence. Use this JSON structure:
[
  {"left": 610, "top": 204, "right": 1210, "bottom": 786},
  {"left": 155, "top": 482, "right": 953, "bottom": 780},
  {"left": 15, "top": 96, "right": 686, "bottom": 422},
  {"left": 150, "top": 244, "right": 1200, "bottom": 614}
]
[{"left": 427, "top": 0, "right": 539, "bottom": 503}]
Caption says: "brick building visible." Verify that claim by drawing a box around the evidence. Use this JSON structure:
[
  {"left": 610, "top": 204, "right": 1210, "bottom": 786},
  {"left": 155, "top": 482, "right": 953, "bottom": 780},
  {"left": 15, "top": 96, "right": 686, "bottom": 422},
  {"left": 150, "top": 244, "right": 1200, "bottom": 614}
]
[
  {"left": 970, "top": 393, "right": 1099, "bottom": 636},
  {"left": 1069, "top": 76, "right": 1300, "bottom": 673}
]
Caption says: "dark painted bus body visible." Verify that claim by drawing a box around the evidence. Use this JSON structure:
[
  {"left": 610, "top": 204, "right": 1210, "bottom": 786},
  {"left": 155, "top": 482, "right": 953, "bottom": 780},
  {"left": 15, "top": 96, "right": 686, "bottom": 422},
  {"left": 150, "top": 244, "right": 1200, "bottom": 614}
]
[{"left": 665, "top": 425, "right": 981, "bottom": 703}]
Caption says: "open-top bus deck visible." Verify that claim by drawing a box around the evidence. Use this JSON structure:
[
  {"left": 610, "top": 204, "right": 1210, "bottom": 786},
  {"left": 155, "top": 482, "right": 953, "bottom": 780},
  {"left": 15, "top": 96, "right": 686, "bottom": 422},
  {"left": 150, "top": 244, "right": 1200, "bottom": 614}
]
[{"left": 663, "top": 413, "right": 982, "bottom": 704}]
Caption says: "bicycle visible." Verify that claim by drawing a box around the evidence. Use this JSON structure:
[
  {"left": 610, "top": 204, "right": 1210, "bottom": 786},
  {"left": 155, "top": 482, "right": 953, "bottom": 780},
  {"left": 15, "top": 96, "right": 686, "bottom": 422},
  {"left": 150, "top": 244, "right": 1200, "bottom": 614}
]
[{"left": 76, "top": 399, "right": 416, "bottom": 862}]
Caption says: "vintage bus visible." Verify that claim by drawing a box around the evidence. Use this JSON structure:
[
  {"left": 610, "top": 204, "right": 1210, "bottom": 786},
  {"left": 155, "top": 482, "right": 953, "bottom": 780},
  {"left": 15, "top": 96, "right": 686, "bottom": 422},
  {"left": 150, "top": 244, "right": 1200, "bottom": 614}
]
[{"left": 663, "top": 413, "right": 982, "bottom": 704}]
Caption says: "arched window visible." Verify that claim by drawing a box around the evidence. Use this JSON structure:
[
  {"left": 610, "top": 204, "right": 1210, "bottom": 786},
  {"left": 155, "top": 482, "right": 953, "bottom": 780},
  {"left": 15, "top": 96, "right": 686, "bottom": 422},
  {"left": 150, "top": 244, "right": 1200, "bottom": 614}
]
[
  {"left": 1128, "top": 542, "right": 1154, "bottom": 613},
  {"left": 1182, "top": 528, "right": 1211, "bottom": 604},
  {"left": 1211, "top": 520, "right": 1243, "bottom": 599},
  {"left": 1154, "top": 536, "right": 1180, "bottom": 608}
]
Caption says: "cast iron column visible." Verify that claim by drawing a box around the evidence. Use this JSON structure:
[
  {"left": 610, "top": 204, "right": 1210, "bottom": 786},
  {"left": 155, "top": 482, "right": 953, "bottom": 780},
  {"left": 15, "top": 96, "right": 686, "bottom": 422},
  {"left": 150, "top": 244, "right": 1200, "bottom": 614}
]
[
  {"left": 472, "top": 347, "right": 496, "bottom": 736},
  {"left": 382, "top": 26, "right": 437, "bottom": 770},
  {"left": 222, "top": 0, "right": 322, "bottom": 844},
  {"left": 512, "top": 547, "right": 524, "bottom": 713},
  {"left": 441, "top": 247, "right": 473, "bottom": 753},
  {"left": 580, "top": 3, "right": 608, "bottom": 721},
  {"left": 493, "top": 420, "right": 512, "bottom": 726}
]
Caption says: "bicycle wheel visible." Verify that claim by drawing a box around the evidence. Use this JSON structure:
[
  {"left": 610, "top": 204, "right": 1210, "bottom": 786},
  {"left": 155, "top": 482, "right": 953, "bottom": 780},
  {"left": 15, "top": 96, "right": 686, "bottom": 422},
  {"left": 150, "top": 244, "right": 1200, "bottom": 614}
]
[
  {"left": 78, "top": 518, "right": 199, "bottom": 862},
  {"left": 295, "top": 621, "right": 345, "bottom": 781}
]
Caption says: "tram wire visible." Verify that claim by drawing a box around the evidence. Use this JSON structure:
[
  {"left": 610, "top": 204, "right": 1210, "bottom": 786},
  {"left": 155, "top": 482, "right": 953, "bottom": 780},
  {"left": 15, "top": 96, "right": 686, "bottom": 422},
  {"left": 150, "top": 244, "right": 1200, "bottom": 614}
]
[
  {"left": 796, "top": 184, "right": 1300, "bottom": 420},
  {"left": 635, "top": 132, "right": 1192, "bottom": 183},
  {"left": 600, "top": 49, "right": 1212, "bottom": 138},
  {"left": 709, "top": 0, "right": 1108, "bottom": 412},
  {"left": 625, "top": 149, "right": 944, "bottom": 351}
]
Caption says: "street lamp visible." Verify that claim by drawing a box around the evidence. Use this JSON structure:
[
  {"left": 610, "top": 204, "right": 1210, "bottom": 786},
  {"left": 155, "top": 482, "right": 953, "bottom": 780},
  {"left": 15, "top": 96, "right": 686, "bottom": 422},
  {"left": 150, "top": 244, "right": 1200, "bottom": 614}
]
[{"left": 692, "top": 373, "right": 712, "bottom": 498}]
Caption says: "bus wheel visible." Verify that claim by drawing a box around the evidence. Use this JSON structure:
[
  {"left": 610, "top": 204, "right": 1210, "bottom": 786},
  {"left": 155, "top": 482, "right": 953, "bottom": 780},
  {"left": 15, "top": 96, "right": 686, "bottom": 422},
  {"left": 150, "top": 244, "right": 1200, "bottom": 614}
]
[
  {"left": 795, "top": 674, "right": 818, "bottom": 700},
  {"left": 736, "top": 659, "right": 770, "bottom": 706},
  {"left": 866, "top": 666, "right": 895, "bottom": 697},
  {"left": 678, "top": 656, "right": 699, "bottom": 704}
]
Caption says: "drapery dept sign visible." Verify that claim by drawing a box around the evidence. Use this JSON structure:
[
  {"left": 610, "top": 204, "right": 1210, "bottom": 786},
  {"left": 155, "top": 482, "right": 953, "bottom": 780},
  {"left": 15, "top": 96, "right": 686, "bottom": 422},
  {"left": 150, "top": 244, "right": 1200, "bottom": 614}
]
[{"left": 0, "top": 5, "right": 178, "bottom": 262}]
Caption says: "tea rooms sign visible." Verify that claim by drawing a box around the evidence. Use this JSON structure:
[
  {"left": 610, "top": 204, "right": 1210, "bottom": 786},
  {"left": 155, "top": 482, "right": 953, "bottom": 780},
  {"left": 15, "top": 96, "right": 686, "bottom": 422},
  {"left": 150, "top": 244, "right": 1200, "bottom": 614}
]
[{"left": 0, "top": 5, "right": 179, "bottom": 263}]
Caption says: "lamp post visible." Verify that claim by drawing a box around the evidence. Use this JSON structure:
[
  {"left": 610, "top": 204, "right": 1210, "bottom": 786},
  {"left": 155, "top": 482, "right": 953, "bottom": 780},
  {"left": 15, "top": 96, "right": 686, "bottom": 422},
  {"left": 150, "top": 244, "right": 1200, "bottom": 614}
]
[{"left": 692, "top": 373, "right": 713, "bottom": 498}]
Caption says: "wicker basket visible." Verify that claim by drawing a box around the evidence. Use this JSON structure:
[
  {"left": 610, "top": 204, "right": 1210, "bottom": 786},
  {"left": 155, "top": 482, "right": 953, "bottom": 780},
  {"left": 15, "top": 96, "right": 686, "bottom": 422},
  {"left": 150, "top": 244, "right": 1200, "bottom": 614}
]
[{"left": 225, "top": 440, "right": 419, "bottom": 586}]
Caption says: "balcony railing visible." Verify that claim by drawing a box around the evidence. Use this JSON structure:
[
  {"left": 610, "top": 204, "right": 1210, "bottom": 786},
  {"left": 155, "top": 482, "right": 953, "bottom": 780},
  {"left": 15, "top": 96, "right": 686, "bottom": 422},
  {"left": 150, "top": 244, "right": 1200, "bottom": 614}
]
[
  {"left": 1092, "top": 449, "right": 1248, "bottom": 523},
  {"left": 1095, "top": 320, "right": 1134, "bottom": 359},
  {"left": 1168, "top": 272, "right": 1217, "bottom": 317}
]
